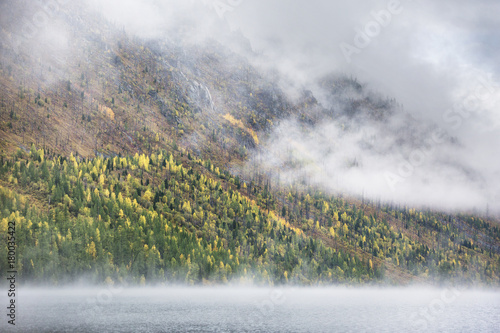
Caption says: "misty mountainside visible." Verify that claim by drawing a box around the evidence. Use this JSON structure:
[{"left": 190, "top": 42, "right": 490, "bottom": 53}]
[{"left": 0, "top": 1, "right": 499, "bottom": 286}]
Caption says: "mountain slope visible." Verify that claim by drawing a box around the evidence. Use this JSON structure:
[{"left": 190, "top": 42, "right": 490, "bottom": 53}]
[
  {"left": 1, "top": 145, "right": 499, "bottom": 285},
  {"left": 0, "top": 1, "right": 499, "bottom": 286}
]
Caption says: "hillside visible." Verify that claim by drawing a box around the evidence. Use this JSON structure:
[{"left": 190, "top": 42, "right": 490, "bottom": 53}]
[
  {"left": 1, "top": 144, "right": 499, "bottom": 286},
  {"left": 0, "top": 1, "right": 499, "bottom": 286}
]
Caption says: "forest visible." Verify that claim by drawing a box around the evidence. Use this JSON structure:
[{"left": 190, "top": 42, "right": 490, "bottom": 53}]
[
  {"left": 0, "top": 145, "right": 498, "bottom": 285},
  {"left": 0, "top": 2, "right": 499, "bottom": 287}
]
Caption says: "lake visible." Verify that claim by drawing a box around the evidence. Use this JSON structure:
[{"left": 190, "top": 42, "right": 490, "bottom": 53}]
[{"left": 1, "top": 287, "right": 499, "bottom": 332}]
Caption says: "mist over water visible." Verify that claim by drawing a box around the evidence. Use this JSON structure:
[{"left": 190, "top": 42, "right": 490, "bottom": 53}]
[{"left": 1, "top": 287, "right": 499, "bottom": 332}]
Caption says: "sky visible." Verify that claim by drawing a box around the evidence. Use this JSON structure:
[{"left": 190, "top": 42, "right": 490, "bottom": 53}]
[
  {"left": 4, "top": 0, "right": 499, "bottom": 213},
  {"left": 222, "top": 0, "right": 500, "bottom": 213},
  {"left": 224, "top": 0, "right": 500, "bottom": 125}
]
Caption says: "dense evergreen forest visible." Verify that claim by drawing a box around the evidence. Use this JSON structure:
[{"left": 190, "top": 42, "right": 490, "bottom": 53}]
[{"left": 1, "top": 145, "right": 499, "bottom": 286}]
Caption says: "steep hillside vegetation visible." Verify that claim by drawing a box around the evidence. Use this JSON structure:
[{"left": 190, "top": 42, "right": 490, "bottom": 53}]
[
  {"left": 0, "top": 146, "right": 498, "bottom": 285},
  {"left": 0, "top": 2, "right": 499, "bottom": 286}
]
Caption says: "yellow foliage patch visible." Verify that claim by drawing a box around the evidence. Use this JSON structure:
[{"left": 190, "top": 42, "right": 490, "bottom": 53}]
[
  {"left": 223, "top": 114, "right": 259, "bottom": 145},
  {"left": 98, "top": 104, "right": 115, "bottom": 120},
  {"left": 268, "top": 211, "right": 304, "bottom": 236}
]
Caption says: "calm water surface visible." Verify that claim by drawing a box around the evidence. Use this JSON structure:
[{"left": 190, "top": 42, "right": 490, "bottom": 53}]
[{"left": 1, "top": 287, "right": 499, "bottom": 332}]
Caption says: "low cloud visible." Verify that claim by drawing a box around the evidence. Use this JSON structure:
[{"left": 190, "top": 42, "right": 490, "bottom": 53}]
[
  {"left": 226, "top": 0, "right": 500, "bottom": 213},
  {"left": 2, "top": 0, "right": 499, "bottom": 213}
]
